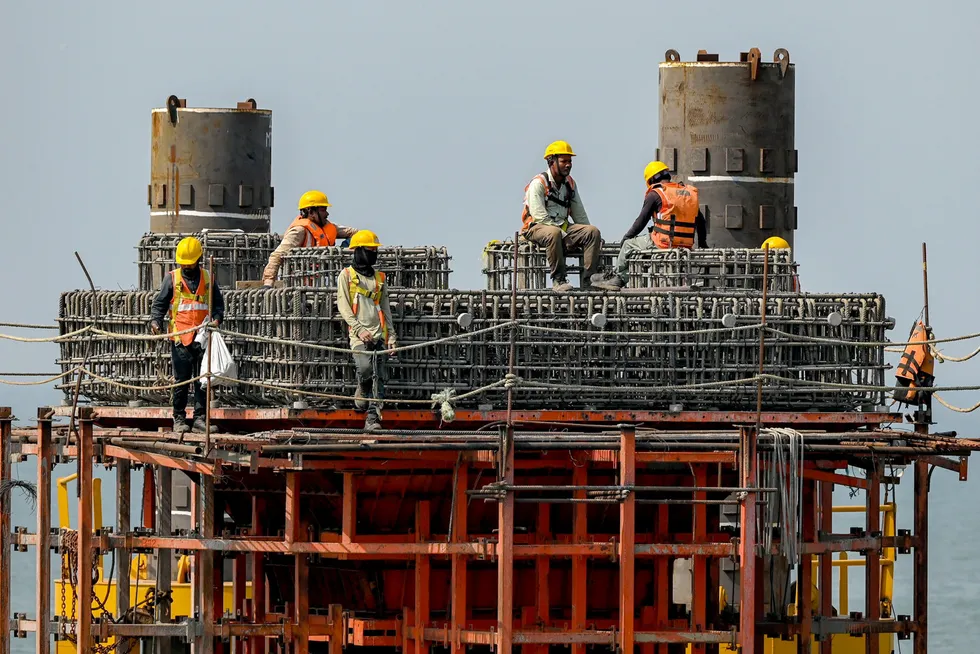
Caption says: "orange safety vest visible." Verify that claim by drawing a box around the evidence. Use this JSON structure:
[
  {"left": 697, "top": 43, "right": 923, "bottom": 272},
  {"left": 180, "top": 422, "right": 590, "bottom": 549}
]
[
  {"left": 648, "top": 182, "right": 699, "bottom": 249},
  {"left": 347, "top": 267, "right": 389, "bottom": 345},
  {"left": 168, "top": 268, "right": 211, "bottom": 347},
  {"left": 520, "top": 172, "right": 576, "bottom": 232},
  {"left": 893, "top": 320, "right": 935, "bottom": 405},
  {"left": 289, "top": 216, "right": 338, "bottom": 247}
]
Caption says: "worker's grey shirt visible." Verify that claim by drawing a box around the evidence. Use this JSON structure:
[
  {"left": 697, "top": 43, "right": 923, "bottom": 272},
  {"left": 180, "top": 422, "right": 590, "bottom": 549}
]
[{"left": 524, "top": 170, "right": 590, "bottom": 228}]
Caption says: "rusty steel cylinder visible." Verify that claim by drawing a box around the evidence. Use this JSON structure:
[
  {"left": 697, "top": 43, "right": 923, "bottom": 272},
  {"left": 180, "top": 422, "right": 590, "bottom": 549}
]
[
  {"left": 658, "top": 48, "right": 796, "bottom": 249},
  {"left": 148, "top": 96, "right": 273, "bottom": 233}
]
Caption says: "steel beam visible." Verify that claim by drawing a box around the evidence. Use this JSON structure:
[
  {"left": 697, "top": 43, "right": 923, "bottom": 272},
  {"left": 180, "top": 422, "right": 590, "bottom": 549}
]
[
  {"left": 914, "top": 457, "right": 928, "bottom": 654},
  {"left": 571, "top": 460, "right": 587, "bottom": 654},
  {"left": 820, "top": 481, "right": 833, "bottom": 654},
  {"left": 197, "top": 474, "right": 215, "bottom": 654},
  {"left": 288, "top": 472, "right": 309, "bottom": 654},
  {"left": 450, "top": 465, "right": 468, "bottom": 654},
  {"left": 738, "top": 426, "right": 759, "bottom": 654},
  {"left": 865, "top": 465, "right": 881, "bottom": 654},
  {"left": 0, "top": 408, "right": 11, "bottom": 654},
  {"left": 250, "top": 496, "right": 267, "bottom": 654},
  {"left": 692, "top": 464, "right": 707, "bottom": 654},
  {"left": 415, "top": 502, "right": 431, "bottom": 654},
  {"left": 798, "top": 480, "right": 815, "bottom": 654},
  {"left": 619, "top": 426, "right": 636, "bottom": 654},
  {"left": 77, "top": 412, "right": 94, "bottom": 654},
  {"left": 36, "top": 411, "right": 52, "bottom": 654},
  {"left": 155, "top": 465, "right": 173, "bottom": 654},
  {"left": 497, "top": 427, "right": 515, "bottom": 654},
  {"left": 115, "top": 459, "right": 131, "bottom": 623}
]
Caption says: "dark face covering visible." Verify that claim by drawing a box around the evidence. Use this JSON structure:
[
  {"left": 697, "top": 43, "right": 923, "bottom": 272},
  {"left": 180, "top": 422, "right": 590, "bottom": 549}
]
[{"left": 353, "top": 247, "right": 378, "bottom": 276}]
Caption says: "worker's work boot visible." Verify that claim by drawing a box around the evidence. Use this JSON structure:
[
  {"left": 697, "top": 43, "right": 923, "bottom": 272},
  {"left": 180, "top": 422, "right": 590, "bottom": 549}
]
[
  {"left": 191, "top": 417, "right": 214, "bottom": 434},
  {"left": 552, "top": 277, "right": 573, "bottom": 293},
  {"left": 354, "top": 387, "right": 369, "bottom": 411},
  {"left": 590, "top": 273, "right": 625, "bottom": 291},
  {"left": 173, "top": 418, "right": 191, "bottom": 435},
  {"left": 364, "top": 414, "right": 382, "bottom": 432}
]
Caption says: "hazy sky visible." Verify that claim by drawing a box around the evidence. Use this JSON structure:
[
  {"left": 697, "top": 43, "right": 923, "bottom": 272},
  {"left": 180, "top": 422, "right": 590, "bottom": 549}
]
[{"left": 2, "top": 1, "right": 980, "bottom": 642}]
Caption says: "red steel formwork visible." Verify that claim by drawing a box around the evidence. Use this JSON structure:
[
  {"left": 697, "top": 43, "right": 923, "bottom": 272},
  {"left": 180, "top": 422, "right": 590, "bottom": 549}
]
[{"left": 0, "top": 405, "right": 977, "bottom": 654}]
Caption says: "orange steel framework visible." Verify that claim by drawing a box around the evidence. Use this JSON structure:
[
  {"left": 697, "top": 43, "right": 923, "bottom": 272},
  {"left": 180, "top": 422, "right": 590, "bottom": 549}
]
[{"left": 0, "top": 405, "right": 977, "bottom": 654}]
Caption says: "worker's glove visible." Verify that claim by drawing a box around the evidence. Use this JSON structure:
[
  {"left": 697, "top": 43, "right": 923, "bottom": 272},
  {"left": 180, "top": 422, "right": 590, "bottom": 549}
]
[{"left": 150, "top": 322, "right": 161, "bottom": 335}]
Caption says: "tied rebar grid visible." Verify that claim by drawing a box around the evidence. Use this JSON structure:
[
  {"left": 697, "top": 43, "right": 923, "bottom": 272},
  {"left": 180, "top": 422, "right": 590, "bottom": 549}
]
[
  {"left": 56, "top": 288, "right": 889, "bottom": 411},
  {"left": 137, "top": 232, "right": 282, "bottom": 291},
  {"left": 280, "top": 246, "right": 453, "bottom": 289},
  {"left": 483, "top": 241, "right": 798, "bottom": 292}
]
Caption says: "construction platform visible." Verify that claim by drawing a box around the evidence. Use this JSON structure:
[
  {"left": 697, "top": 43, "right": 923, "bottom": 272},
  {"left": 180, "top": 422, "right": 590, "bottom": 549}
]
[{"left": 1, "top": 404, "right": 977, "bottom": 654}]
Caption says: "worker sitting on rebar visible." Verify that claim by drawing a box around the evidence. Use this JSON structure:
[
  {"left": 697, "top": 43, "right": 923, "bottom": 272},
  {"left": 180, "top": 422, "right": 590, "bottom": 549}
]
[
  {"left": 262, "top": 189, "right": 359, "bottom": 286},
  {"left": 336, "top": 230, "right": 398, "bottom": 432},
  {"left": 591, "top": 161, "right": 707, "bottom": 291},
  {"left": 520, "top": 140, "right": 602, "bottom": 292},
  {"left": 149, "top": 236, "right": 225, "bottom": 435}
]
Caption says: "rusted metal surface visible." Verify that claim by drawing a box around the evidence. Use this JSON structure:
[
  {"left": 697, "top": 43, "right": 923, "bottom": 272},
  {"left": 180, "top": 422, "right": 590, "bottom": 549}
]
[
  {"left": 149, "top": 101, "right": 272, "bottom": 233},
  {"left": 116, "top": 459, "right": 131, "bottom": 621},
  {"left": 866, "top": 465, "right": 881, "bottom": 654},
  {"left": 738, "top": 426, "right": 758, "bottom": 654},
  {"left": 36, "top": 414, "right": 52, "bottom": 654},
  {"left": 619, "top": 426, "right": 636, "bottom": 654},
  {"left": 820, "top": 481, "right": 834, "bottom": 654},
  {"left": 0, "top": 409, "right": 11, "bottom": 654},
  {"left": 914, "top": 457, "right": 928, "bottom": 653},
  {"left": 77, "top": 413, "right": 94, "bottom": 654},
  {"left": 497, "top": 427, "right": 515, "bottom": 654},
  {"left": 155, "top": 465, "right": 173, "bottom": 654},
  {"left": 51, "top": 405, "right": 901, "bottom": 431},
  {"left": 659, "top": 47, "right": 796, "bottom": 249}
]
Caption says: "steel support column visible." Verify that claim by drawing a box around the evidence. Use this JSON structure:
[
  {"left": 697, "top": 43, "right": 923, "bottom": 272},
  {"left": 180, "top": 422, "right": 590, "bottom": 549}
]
[
  {"left": 286, "top": 472, "right": 308, "bottom": 654},
  {"left": 233, "top": 554, "right": 247, "bottom": 654},
  {"left": 534, "top": 501, "right": 550, "bottom": 654},
  {"left": 571, "top": 459, "right": 588, "bottom": 654},
  {"left": 0, "top": 409, "right": 10, "bottom": 654},
  {"left": 415, "top": 502, "right": 431, "bottom": 654},
  {"left": 197, "top": 474, "right": 215, "bottom": 654},
  {"left": 116, "top": 459, "right": 131, "bottom": 623},
  {"left": 155, "top": 465, "right": 173, "bottom": 654},
  {"left": 450, "top": 466, "right": 468, "bottom": 654},
  {"left": 36, "top": 411, "right": 53, "bottom": 654},
  {"left": 738, "top": 426, "right": 759, "bottom": 654},
  {"left": 655, "top": 504, "right": 669, "bottom": 654},
  {"left": 250, "top": 497, "right": 267, "bottom": 654},
  {"left": 77, "top": 411, "right": 94, "bottom": 654},
  {"left": 692, "top": 464, "right": 707, "bottom": 654},
  {"left": 496, "top": 427, "right": 515, "bottom": 654},
  {"left": 798, "top": 480, "right": 815, "bottom": 654},
  {"left": 865, "top": 466, "right": 881, "bottom": 654},
  {"left": 913, "top": 459, "right": 928, "bottom": 654},
  {"left": 619, "top": 426, "right": 636, "bottom": 654},
  {"left": 819, "top": 481, "right": 834, "bottom": 654}
]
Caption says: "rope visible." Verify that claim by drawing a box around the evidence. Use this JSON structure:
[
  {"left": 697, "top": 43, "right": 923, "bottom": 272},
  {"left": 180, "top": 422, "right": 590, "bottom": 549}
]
[
  {"left": 935, "top": 394, "right": 980, "bottom": 413},
  {"left": 765, "top": 326, "right": 980, "bottom": 348},
  {"left": 0, "top": 326, "right": 91, "bottom": 343},
  {"left": 213, "top": 321, "right": 518, "bottom": 356},
  {"left": 0, "top": 322, "right": 59, "bottom": 330},
  {"left": 931, "top": 344, "right": 980, "bottom": 363},
  {"left": 0, "top": 369, "right": 80, "bottom": 386},
  {"left": 519, "top": 322, "right": 764, "bottom": 338}
]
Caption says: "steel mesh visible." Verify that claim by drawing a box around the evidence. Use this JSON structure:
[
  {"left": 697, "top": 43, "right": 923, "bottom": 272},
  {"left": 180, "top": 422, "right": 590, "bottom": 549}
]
[
  {"left": 137, "top": 232, "right": 282, "bottom": 291},
  {"left": 57, "top": 288, "right": 889, "bottom": 412},
  {"left": 280, "top": 247, "right": 453, "bottom": 289}
]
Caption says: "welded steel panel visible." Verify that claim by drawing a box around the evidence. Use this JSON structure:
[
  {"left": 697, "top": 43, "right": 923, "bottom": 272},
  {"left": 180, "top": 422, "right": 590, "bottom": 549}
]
[
  {"left": 149, "top": 98, "right": 272, "bottom": 233},
  {"left": 659, "top": 49, "right": 795, "bottom": 249}
]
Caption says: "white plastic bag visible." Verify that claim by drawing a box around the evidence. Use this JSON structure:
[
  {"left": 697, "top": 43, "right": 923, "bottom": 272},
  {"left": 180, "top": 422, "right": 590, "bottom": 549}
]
[{"left": 199, "top": 329, "right": 237, "bottom": 388}]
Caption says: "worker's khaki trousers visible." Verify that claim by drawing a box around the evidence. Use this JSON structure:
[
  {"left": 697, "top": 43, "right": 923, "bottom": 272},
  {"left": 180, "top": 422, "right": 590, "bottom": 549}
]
[{"left": 523, "top": 222, "right": 602, "bottom": 283}]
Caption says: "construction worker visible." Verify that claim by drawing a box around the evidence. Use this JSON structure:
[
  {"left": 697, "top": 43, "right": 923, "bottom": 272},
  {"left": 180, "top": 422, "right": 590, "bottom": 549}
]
[
  {"left": 262, "top": 190, "right": 359, "bottom": 285},
  {"left": 149, "top": 237, "right": 225, "bottom": 435},
  {"left": 336, "top": 230, "right": 398, "bottom": 432},
  {"left": 521, "top": 141, "right": 601, "bottom": 292},
  {"left": 591, "top": 161, "right": 707, "bottom": 291}
]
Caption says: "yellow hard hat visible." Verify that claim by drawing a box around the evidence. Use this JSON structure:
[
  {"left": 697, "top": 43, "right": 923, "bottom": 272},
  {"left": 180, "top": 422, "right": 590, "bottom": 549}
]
[
  {"left": 175, "top": 237, "right": 203, "bottom": 265},
  {"left": 543, "top": 140, "right": 576, "bottom": 159},
  {"left": 350, "top": 230, "right": 381, "bottom": 249},
  {"left": 298, "top": 190, "right": 331, "bottom": 210},
  {"left": 761, "top": 236, "right": 791, "bottom": 249},
  {"left": 644, "top": 161, "right": 669, "bottom": 183}
]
